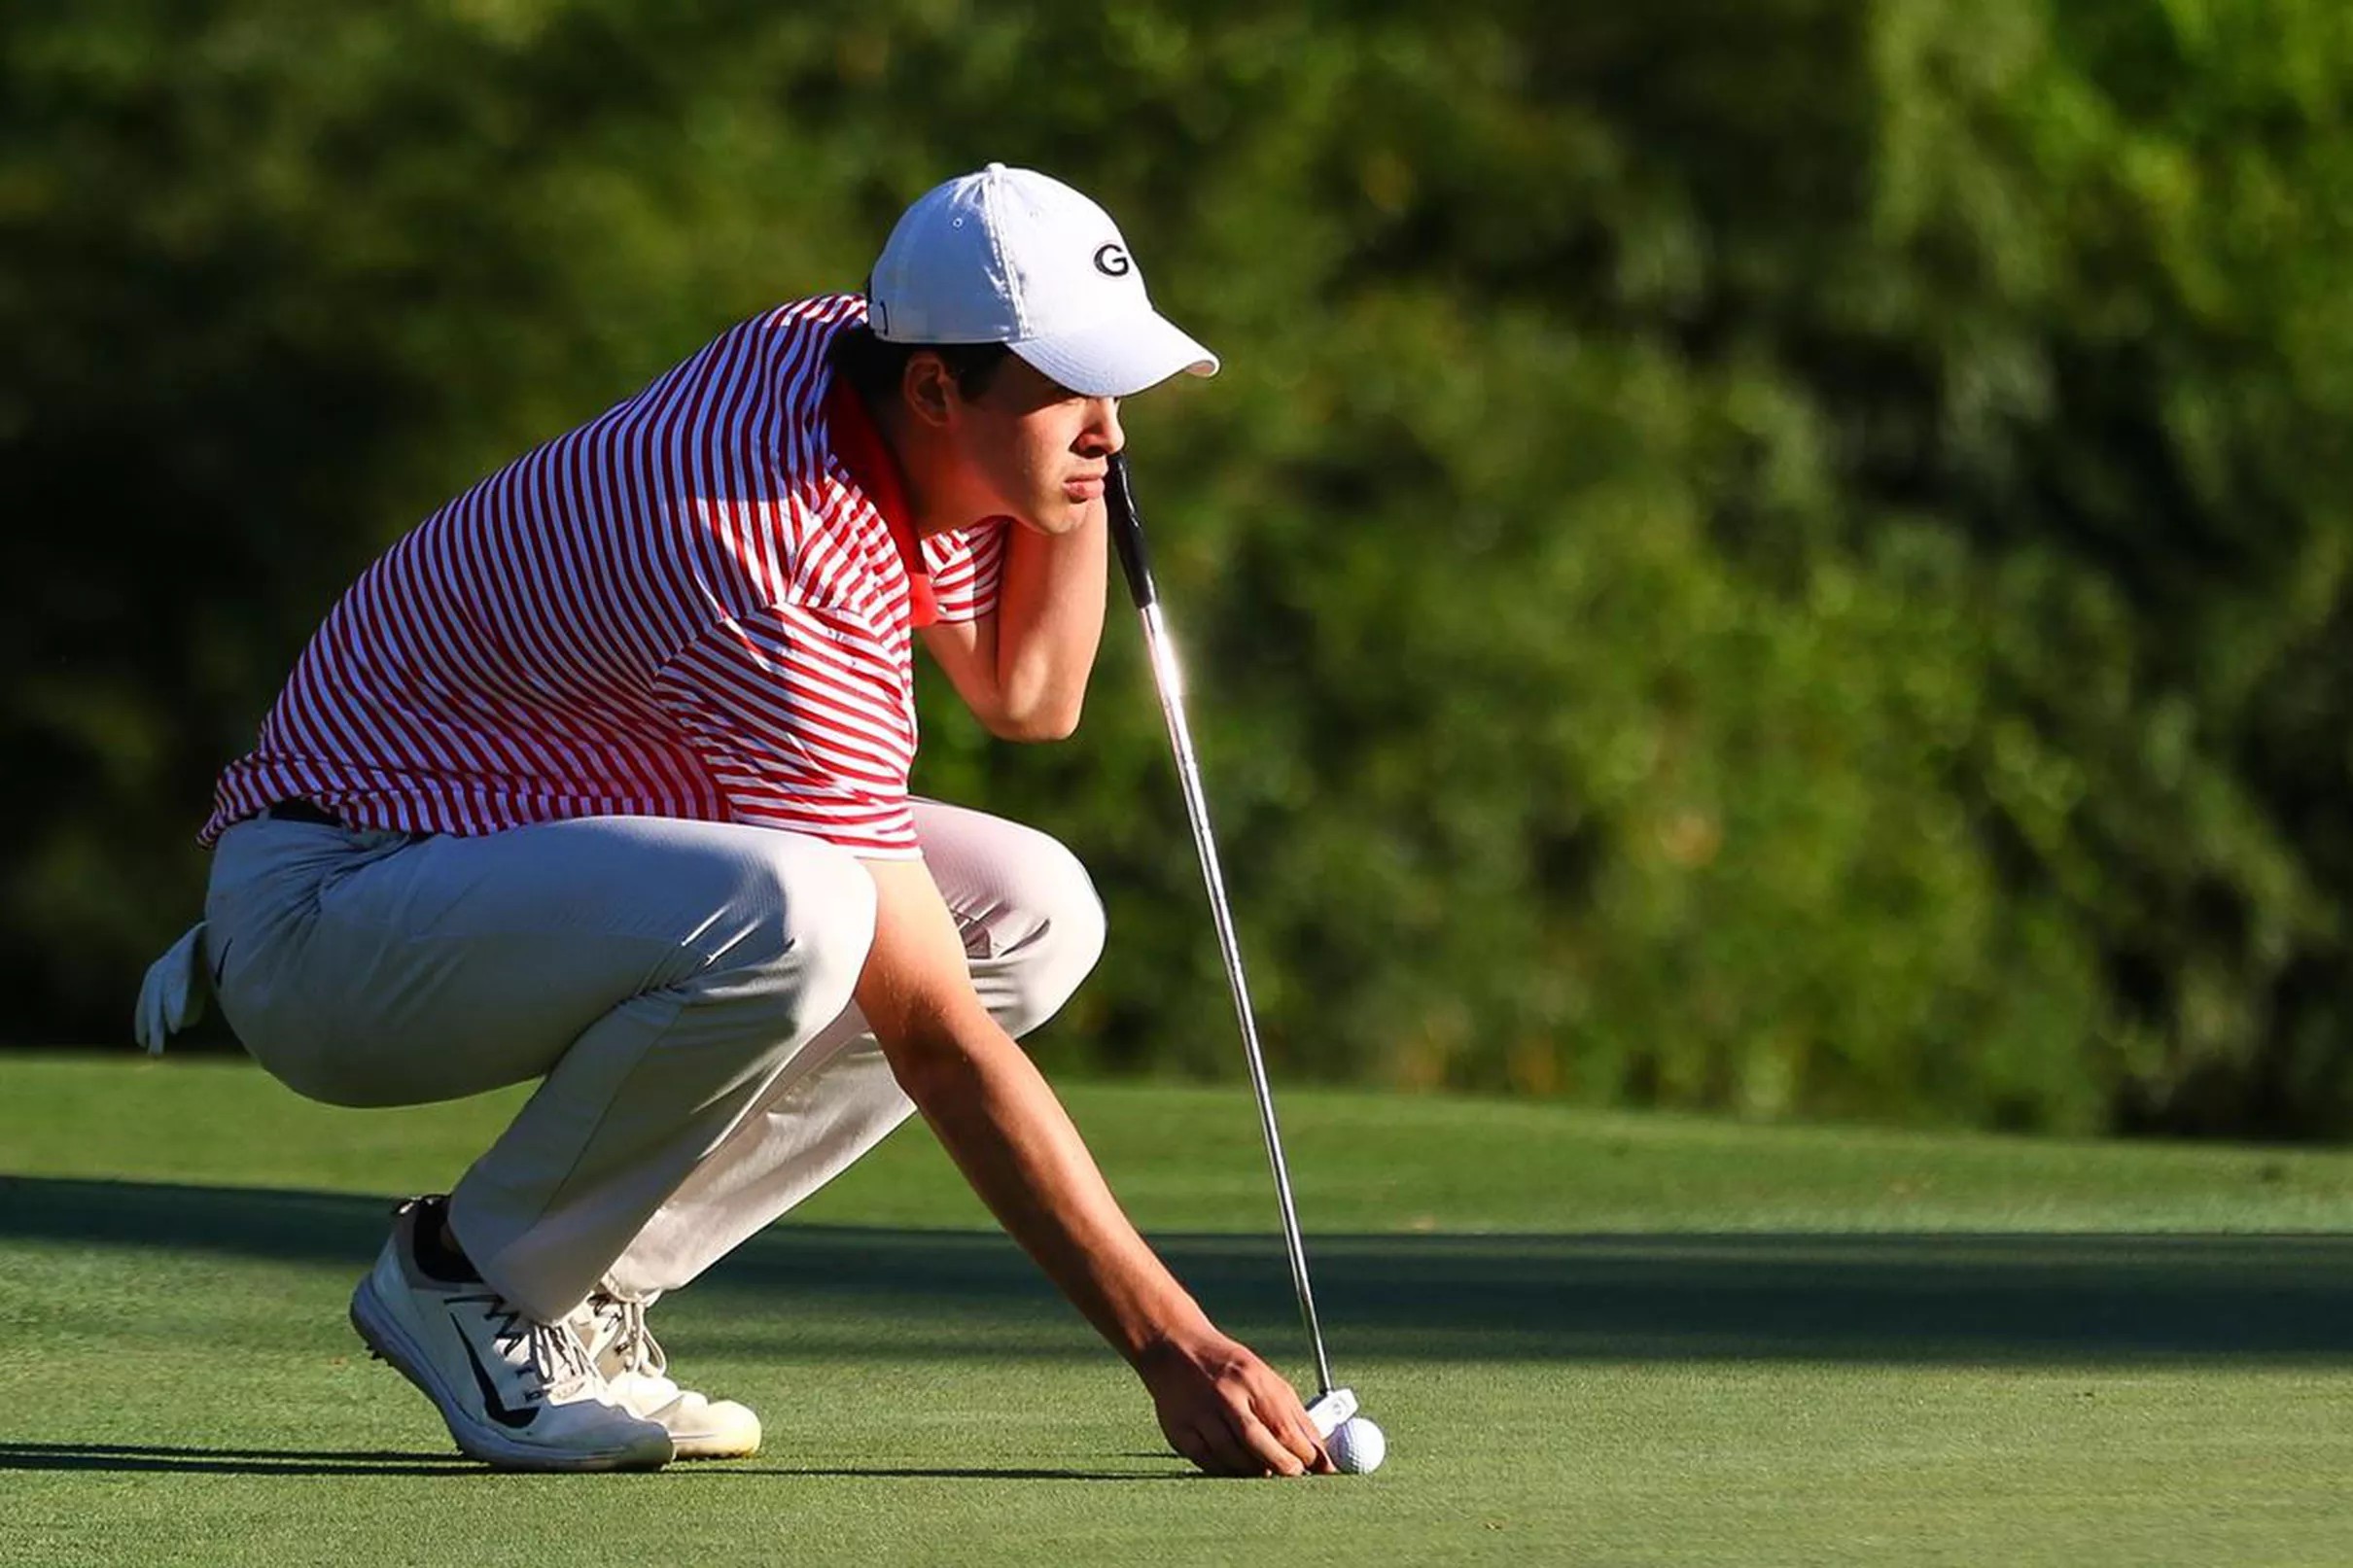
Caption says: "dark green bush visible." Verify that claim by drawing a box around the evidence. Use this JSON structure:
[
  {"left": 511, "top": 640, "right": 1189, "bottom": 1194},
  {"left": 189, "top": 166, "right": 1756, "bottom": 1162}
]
[{"left": 7, "top": 0, "right": 2350, "bottom": 1134}]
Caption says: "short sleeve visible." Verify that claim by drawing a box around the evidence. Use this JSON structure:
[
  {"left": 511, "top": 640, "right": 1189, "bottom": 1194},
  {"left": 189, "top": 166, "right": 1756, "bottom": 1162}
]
[
  {"left": 922, "top": 518, "right": 1008, "bottom": 624},
  {"left": 651, "top": 606, "right": 922, "bottom": 858}
]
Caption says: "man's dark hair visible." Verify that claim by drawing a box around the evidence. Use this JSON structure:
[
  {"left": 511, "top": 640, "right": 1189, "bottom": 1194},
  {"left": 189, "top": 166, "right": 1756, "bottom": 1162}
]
[{"left": 829, "top": 325, "right": 1011, "bottom": 407}]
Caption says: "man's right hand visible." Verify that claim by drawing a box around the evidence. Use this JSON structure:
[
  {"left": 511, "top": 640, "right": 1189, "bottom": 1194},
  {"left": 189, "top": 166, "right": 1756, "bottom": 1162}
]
[{"left": 1135, "top": 1328, "right": 1337, "bottom": 1478}]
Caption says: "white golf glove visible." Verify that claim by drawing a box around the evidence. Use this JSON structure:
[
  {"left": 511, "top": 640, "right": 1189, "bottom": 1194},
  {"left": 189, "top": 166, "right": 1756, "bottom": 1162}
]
[{"left": 134, "top": 922, "right": 212, "bottom": 1055}]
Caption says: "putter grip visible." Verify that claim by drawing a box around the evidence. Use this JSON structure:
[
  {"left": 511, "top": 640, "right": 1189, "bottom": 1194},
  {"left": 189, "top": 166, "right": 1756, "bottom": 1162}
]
[{"left": 1105, "top": 454, "right": 1159, "bottom": 610}]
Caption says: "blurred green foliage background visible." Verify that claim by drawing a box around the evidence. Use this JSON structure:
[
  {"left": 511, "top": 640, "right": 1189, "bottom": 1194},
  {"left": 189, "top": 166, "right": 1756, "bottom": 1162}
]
[{"left": 8, "top": 0, "right": 2353, "bottom": 1137}]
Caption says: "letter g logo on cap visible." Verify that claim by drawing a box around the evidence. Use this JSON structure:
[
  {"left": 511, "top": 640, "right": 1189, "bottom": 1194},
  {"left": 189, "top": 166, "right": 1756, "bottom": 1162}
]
[{"left": 1093, "top": 244, "right": 1132, "bottom": 277}]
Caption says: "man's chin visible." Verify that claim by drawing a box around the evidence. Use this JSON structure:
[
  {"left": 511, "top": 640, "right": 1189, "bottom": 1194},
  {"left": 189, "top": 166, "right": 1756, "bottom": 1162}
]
[{"left": 1006, "top": 500, "right": 1101, "bottom": 538}]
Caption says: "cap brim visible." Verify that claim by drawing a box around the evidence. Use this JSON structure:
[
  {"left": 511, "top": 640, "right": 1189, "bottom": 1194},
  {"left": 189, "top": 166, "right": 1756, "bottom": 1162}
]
[{"left": 1010, "top": 312, "right": 1219, "bottom": 399}]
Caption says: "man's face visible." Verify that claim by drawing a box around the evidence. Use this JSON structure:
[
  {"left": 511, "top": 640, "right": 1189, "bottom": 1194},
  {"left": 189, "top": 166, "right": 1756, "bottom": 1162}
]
[{"left": 936, "top": 357, "right": 1125, "bottom": 537}]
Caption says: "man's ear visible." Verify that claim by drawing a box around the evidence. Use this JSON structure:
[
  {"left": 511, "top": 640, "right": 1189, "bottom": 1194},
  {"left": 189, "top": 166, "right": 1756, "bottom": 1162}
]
[{"left": 900, "top": 351, "right": 957, "bottom": 430}]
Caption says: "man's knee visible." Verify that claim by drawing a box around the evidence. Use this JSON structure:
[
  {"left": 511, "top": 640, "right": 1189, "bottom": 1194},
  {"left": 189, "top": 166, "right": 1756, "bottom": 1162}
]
[
  {"left": 978, "top": 834, "right": 1106, "bottom": 1038},
  {"left": 679, "top": 833, "right": 877, "bottom": 1038}
]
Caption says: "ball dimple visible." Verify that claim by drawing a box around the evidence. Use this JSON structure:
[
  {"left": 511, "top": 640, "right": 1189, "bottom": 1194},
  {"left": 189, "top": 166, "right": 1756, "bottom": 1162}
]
[{"left": 1329, "top": 1415, "right": 1387, "bottom": 1474}]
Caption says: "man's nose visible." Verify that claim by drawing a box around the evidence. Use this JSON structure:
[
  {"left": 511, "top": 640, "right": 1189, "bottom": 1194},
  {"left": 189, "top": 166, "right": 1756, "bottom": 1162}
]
[{"left": 1078, "top": 398, "right": 1124, "bottom": 457}]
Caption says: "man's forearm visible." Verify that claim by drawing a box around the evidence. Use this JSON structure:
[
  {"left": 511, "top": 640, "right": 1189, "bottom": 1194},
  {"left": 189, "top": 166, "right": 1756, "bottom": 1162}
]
[
  {"left": 899, "top": 1020, "right": 1211, "bottom": 1361},
  {"left": 992, "top": 513, "right": 1106, "bottom": 738},
  {"left": 855, "top": 856, "right": 1209, "bottom": 1363}
]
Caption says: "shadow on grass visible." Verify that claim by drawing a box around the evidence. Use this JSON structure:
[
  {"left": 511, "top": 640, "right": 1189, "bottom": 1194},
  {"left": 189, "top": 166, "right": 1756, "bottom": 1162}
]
[
  {"left": 678, "top": 1465, "right": 1186, "bottom": 1481},
  {"left": 4, "top": 1174, "right": 2351, "bottom": 1366},
  {"left": 0, "top": 1441, "right": 469, "bottom": 1478},
  {"left": 0, "top": 1442, "right": 1169, "bottom": 1482}
]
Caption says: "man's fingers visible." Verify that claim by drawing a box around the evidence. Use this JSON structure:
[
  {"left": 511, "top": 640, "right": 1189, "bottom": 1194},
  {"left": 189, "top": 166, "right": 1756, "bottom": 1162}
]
[
  {"left": 1188, "top": 1413, "right": 1263, "bottom": 1477},
  {"left": 1276, "top": 1403, "right": 1337, "bottom": 1474},
  {"left": 1242, "top": 1381, "right": 1336, "bottom": 1476},
  {"left": 1170, "top": 1414, "right": 1239, "bottom": 1476},
  {"left": 1231, "top": 1403, "right": 1308, "bottom": 1477},
  {"left": 1257, "top": 1388, "right": 1333, "bottom": 1474},
  {"left": 1142, "top": 1334, "right": 1338, "bottom": 1478},
  {"left": 1169, "top": 1422, "right": 1218, "bottom": 1475}
]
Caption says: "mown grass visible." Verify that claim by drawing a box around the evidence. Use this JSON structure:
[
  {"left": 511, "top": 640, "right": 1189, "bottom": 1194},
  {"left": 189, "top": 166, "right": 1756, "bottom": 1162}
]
[{"left": 2, "top": 1053, "right": 2349, "bottom": 1567}]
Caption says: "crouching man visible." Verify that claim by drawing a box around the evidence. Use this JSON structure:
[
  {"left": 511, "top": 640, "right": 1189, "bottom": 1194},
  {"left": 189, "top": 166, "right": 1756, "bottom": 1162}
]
[{"left": 138, "top": 163, "right": 1333, "bottom": 1478}]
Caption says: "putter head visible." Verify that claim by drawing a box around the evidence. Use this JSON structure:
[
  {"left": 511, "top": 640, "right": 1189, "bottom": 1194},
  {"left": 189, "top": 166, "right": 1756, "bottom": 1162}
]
[{"left": 1305, "top": 1386, "right": 1359, "bottom": 1440}]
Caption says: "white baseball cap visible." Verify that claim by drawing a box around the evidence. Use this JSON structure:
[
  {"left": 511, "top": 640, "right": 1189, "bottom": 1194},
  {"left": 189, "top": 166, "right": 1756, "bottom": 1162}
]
[{"left": 866, "top": 162, "right": 1219, "bottom": 399}]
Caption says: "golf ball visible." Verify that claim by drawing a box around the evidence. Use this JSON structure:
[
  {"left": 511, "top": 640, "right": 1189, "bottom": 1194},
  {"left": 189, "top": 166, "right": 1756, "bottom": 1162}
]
[{"left": 1329, "top": 1414, "right": 1386, "bottom": 1474}]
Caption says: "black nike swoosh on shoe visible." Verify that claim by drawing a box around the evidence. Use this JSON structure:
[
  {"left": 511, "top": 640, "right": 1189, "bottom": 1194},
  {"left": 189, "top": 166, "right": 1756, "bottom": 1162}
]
[{"left": 450, "top": 1319, "right": 539, "bottom": 1430}]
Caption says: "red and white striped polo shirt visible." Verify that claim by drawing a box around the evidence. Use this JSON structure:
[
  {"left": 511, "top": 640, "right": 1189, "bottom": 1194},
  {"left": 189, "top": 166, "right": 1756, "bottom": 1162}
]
[{"left": 201, "top": 294, "right": 1003, "bottom": 858}]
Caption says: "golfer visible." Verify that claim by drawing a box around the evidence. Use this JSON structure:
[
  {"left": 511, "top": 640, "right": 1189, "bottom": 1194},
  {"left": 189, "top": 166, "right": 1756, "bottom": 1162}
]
[{"left": 136, "top": 163, "right": 1335, "bottom": 1477}]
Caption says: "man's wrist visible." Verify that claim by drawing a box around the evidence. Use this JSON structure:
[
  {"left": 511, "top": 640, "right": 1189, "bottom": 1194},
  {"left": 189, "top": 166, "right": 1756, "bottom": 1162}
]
[{"left": 1125, "top": 1310, "right": 1223, "bottom": 1373}]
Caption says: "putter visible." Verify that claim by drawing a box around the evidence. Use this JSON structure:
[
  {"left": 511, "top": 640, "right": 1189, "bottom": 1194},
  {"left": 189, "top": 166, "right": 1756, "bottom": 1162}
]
[{"left": 1103, "top": 453, "right": 1356, "bottom": 1443}]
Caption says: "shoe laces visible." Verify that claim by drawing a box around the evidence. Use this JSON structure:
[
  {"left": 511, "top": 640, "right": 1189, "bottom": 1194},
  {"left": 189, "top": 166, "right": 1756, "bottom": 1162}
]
[
  {"left": 587, "top": 1295, "right": 669, "bottom": 1381},
  {"left": 471, "top": 1294, "right": 599, "bottom": 1405}
]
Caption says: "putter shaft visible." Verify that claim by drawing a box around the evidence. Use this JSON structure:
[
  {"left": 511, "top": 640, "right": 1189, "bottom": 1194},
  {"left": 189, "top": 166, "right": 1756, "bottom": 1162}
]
[{"left": 1106, "top": 456, "right": 1337, "bottom": 1397}]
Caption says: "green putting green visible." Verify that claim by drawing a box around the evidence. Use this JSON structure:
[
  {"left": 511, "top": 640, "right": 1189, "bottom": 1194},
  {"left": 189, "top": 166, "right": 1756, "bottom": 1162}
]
[{"left": 2, "top": 1054, "right": 2349, "bottom": 1566}]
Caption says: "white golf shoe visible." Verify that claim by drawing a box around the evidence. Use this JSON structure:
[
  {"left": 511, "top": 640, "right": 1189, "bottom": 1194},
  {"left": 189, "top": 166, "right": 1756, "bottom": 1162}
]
[
  {"left": 348, "top": 1199, "right": 674, "bottom": 1472},
  {"left": 575, "top": 1293, "right": 762, "bottom": 1460}
]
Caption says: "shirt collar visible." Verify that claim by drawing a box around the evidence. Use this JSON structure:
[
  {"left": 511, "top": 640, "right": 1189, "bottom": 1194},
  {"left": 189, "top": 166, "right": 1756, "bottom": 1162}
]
[{"left": 822, "top": 377, "right": 939, "bottom": 629}]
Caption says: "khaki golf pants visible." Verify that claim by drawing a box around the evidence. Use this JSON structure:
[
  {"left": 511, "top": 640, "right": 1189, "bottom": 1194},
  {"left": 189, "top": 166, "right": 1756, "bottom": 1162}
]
[{"left": 201, "top": 802, "right": 1105, "bottom": 1322}]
